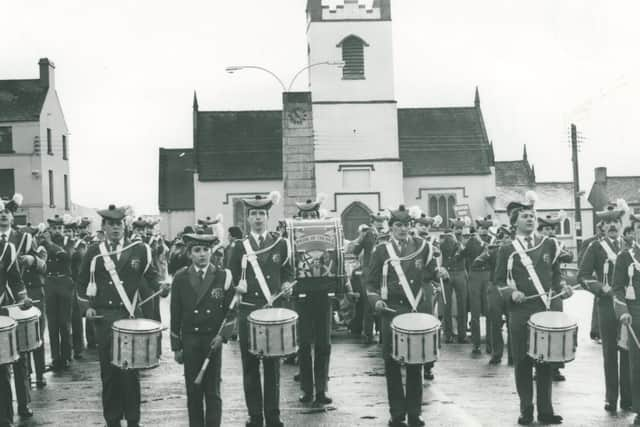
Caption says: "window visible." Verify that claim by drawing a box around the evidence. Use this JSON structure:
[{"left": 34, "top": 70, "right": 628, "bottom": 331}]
[
  {"left": 0, "top": 127, "right": 12, "bottom": 153},
  {"left": 0, "top": 169, "right": 15, "bottom": 199},
  {"left": 48, "top": 170, "right": 55, "bottom": 207},
  {"left": 428, "top": 193, "right": 457, "bottom": 228},
  {"left": 62, "top": 135, "right": 68, "bottom": 160},
  {"left": 339, "top": 35, "right": 367, "bottom": 80},
  {"left": 47, "top": 128, "right": 53, "bottom": 155},
  {"left": 233, "top": 198, "right": 248, "bottom": 235},
  {"left": 64, "top": 174, "right": 70, "bottom": 210},
  {"left": 560, "top": 218, "right": 571, "bottom": 236}
]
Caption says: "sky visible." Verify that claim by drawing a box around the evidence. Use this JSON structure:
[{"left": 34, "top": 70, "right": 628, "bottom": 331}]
[{"left": 3, "top": 0, "right": 639, "bottom": 214}]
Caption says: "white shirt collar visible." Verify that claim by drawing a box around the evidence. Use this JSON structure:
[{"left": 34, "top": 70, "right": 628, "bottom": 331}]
[
  {"left": 515, "top": 234, "right": 534, "bottom": 247},
  {"left": 251, "top": 231, "right": 267, "bottom": 242},
  {"left": 0, "top": 229, "right": 10, "bottom": 239}
]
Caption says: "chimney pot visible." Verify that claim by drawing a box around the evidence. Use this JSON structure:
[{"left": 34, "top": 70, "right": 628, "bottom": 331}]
[
  {"left": 38, "top": 58, "right": 55, "bottom": 89},
  {"left": 595, "top": 167, "right": 607, "bottom": 184}
]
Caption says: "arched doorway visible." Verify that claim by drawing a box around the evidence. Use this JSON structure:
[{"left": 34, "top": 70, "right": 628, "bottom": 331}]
[{"left": 341, "top": 201, "right": 372, "bottom": 240}]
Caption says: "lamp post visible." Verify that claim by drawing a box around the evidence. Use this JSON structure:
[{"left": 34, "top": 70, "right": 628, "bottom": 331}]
[{"left": 225, "top": 61, "right": 344, "bottom": 92}]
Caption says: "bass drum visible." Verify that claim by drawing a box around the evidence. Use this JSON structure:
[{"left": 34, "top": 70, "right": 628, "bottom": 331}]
[{"left": 285, "top": 218, "right": 345, "bottom": 294}]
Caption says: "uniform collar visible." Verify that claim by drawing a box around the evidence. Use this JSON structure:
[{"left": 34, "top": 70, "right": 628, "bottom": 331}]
[{"left": 251, "top": 231, "right": 268, "bottom": 242}]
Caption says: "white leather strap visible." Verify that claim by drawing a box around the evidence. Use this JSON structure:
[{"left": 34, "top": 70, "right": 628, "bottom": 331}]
[
  {"left": 242, "top": 239, "right": 273, "bottom": 303},
  {"left": 512, "top": 238, "right": 550, "bottom": 309},
  {"left": 98, "top": 242, "right": 139, "bottom": 317},
  {"left": 384, "top": 242, "right": 424, "bottom": 312}
]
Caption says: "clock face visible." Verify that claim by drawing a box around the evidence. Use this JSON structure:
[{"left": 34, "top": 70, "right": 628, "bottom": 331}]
[{"left": 287, "top": 107, "right": 307, "bottom": 125}]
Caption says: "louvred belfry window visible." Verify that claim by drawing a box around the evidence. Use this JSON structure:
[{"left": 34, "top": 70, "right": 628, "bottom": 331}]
[{"left": 339, "top": 35, "right": 367, "bottom": 80}]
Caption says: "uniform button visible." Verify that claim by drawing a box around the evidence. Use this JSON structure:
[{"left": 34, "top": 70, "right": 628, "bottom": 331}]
[
  {"left": 109, "top": 281, "right": 112, "bottom": 285},
  {"left": 206, "top": 309, "right": 211, "bottom": 314},
  {"left": 194, "top": 327, "right": 199, "bottom": 332},
  {"left": 194, "top": 310, "right": 199, "bottom": 314},
  {"left": 266, "top": 275, "right": 271, "bottom": 279},
  {"left": 254, "top": 292, "right": 259, "bottom": 296},
  {"left": 108, "top": 300, "right": 113, "bottom": 305},
  {"left": 410, "top": 279, "right": 414, "bottom": 284}
]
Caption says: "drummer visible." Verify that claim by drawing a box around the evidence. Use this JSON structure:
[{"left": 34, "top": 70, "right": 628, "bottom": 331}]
[
  {"left": 293, "top": 197, "right": 333, "bottom": 405},
  {"left": 171, "top": 232, "right": 234, "bottom": 427},
  {"left": 77, "top": 204, "right": 166, "bottom": 427},
  {"left": 612, "top": 212, "right": 640, "bottom": 426},
  {"left": 578, "top": 201, "right": 630, "bottom": 413},
  {"left": 228, "top": 191, "right": 293, "bottom": 427},
  {"left": 367, "top": 205, "right": 447, "bottom": 427},
  {"left": 494, "top": 192, "right": 574, "bottom": 425},
  {"left": 0, "top": 194, "right": 34, "bottom": 424}
]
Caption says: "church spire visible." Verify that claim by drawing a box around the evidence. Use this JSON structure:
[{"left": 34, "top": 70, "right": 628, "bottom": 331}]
[
  {"left": 192, "top": 90, "right": 199, "bottom": 110},
  {"left": 523, "top": 144, "right": 528, "bottom": 162},
  {"left": 474, "top": 86, "right": 480, "bottom": 108}
]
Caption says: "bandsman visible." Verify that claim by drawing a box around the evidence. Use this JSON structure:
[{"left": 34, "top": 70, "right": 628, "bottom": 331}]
[
  {"left": 494, "top": 192, "right": 574, "bottom": 425},
  {"left": 578, "top": 201, "right": 630, "bottom": 413},
  {"left": 171, "top": 232, "right": 234, "bottom": 427},
  {"left": 367, "top": 205, "right": 447, "bottom": 427},
  {"left": 77, "top": 204, "right": 166, "bottom": 427},
  {"left": 612, "top": 211, "right": 640, "bottom": 426},
  {"left": 228, "top": 191, "right": 293, "bottom": 427},
  {"left": 580, "top": 223, "right": 606, "bottom": 341}
]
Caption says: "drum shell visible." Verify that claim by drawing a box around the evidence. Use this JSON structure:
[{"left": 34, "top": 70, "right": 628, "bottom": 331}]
[
  {"left": 111, "top": 319, "right": 163, "bottom": 370},
  {"left": 9, "top": 307, "right": 42, "bottom": 353},
  {"left": 0, "top": 316, "right": 19, "bottom": 365},
  {"left": 391, "top": 313, "right": 441, "bottom": 365},
  {"left": 527, "top": 312, "right": 578, "bottom": 363},
  {"left": 248, "top": 308, "right": 298, "bottom": 358}
]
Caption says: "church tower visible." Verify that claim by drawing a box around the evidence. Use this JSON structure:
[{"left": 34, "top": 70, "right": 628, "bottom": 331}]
[{"left": 306, "top": 0, "right": 403, "bottom": 225}]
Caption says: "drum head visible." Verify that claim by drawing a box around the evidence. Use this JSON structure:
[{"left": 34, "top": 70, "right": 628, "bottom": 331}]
[
  {"left": 0, "top": 315, "right": 16, "bottom": 331},
  {"left": 113, "top": 318, "right": 162, "bottom": 333},
  {"left": 8, "top": 306, "right": 41, "bottom": 322},
  {"left": 392, "top": 313, "right": 440, "bottom": 333},
  {"left": 249, "top": 308, "right": 298, "bottom": 324},
  {"left": 529, "top": 311, "right": 576, "bottom": 330}
]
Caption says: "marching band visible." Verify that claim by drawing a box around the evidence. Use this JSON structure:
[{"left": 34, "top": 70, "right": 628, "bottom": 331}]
[{"left": 1, "top": 189, "right": 640, "bottom": 427}]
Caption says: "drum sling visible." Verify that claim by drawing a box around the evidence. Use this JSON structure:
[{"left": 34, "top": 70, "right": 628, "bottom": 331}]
[
  {"left": 241, "top": 238, "right": 283, "bottom": 305},
  {"left": 383, "top": 240, "right": 428, "bottom": 312},
  {"left": 509, "top": 237, "right": 550, "bottom": 310}
]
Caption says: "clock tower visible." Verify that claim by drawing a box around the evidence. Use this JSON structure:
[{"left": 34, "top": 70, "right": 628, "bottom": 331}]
[{"left": 306, "top": 0, "right": 403, "bottom": 219}]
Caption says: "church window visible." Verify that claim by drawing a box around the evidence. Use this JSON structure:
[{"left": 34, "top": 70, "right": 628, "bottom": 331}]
[
  {"left": 560, "top": 218, "right": 571, "bottom": 236},
  {"left": 428, "top": 193, "right": 457, "bottom": 229},
  {"left": 338, "top": 35, "right": 367, "bottom": 80}
]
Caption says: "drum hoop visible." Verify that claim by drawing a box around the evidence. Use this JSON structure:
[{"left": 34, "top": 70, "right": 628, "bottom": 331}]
[
  {"left": 248, "top": 315, "right": 299, "bottom": 325},
  {"left": 112, "top": 319, "right": 163, "bottom": 333},
  {"left": 0, "top": 317, "right": 17, "bottom": 330},
  {"left": 14, "top": 315, "right": 39, "bottom": 323},
  {"left": 527, "top": 320, "right": 577, "bottom": 332},
  {"left": 392, "top": 325, "right": 439, "bottom": 334}
]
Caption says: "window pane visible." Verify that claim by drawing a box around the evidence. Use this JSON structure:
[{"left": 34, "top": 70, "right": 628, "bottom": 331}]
[
  {"left": 0, "top": 127, "right": 12, "bottom": 153},
  {"left": 563, "top": 218, "right": 571, "bottom": 235},
  {"left": 447, "top": 195, "right": 456, "bottom": 221},
  {"left": 48, "top": 170, "right": 54, "bottom": 206},
  {"left": 64, "top": 174, "right": 70, "bottom": 210},
  {"left": 429, "top": 196, "right": 438, "bottom": 218},
  {"left": 62, "top": 135, "right": 68, "bottom": 160},
  {"left": 47, "top": 128, "right": 52, "bottom": 155},
  {"left": 0, "top": 169, "right": 15, "bottom": 199},
  {"left": 438, "top": 196, "right": 447, "bottom": 223}
]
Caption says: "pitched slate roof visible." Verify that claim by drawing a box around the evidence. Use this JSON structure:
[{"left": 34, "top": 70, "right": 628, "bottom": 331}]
[
  {"left": 195, "top": 110, "right": 282, "bottom": 181},
  {"left": 495, "top": 160, "right": 535, "bottom": 186},
  {"left": 495, "top": 182, "right": 591, "bottom": 211},
  {"left": 397, "top": 106, "right": 493, "bottom": 176},
  {"left": 0, "top": 79, "right": 48, "bottom": 122},
  {"left": 158, "top": 148, "right": 195, "bottom": 211},
  {"left": 588, "top": 176, "right": 640, "bottom": 211}
]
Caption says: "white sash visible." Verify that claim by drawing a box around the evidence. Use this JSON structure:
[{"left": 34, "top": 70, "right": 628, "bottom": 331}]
[
  {"left": 242, "top": 239, "right": 274, "bottom": 304},
  {"left": 600, "top": 239, "right": 619, "bottom": 287},
  {"left": 383, "top": 241, "right": 426, "bottom": 312},
  {"left": 625, "top": 248, "right": 639, "bottom": 300},
  {"left": 98, "top": 242, "right": 139, "bottom": 317},
  {"left": 512, "top": 238, "right": 550, "bottom": 309}
]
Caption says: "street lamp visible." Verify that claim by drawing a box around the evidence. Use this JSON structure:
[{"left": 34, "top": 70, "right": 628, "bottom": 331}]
[{"left": 225, "top": 61, "right": 345, "bottom": 92}]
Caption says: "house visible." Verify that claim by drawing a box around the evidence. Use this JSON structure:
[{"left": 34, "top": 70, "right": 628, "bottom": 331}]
[
  {"left": 588, "top": 166, "right": 640, "bottom": 230},
  {"left": 0, "top": 58, "right": 71, "bottom": 225}
]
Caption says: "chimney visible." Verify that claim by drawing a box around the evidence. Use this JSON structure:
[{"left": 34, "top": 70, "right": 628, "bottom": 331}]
[
  {"left": 38, "top": 58, "right": 55, "bottom": 89},
  {"left": 595, "top": 167, "right": 607, "bottom": 184}
]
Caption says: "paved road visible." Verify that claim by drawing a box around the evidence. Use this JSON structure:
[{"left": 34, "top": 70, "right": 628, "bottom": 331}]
[{"left": 11, "top": 290, "right": 639, "bottom": 426}]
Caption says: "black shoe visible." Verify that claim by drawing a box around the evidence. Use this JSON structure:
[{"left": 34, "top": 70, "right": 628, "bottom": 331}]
[
  {"left": 444, "top": 335, "right": 454, "bottom": 344},
  {"left": 408, "top": 415, "right": 425, "bottom": 426},
  {"left": 457, "top": 337, "right": 468, "bottom": 344},
  {"left": 634, "top": 414, "right": 640, "bottom": 425},
  {"left": 245, "top": 417, "right": 264, "bottom": 427},
  {"left": 18, "top": 407, "right": 33, "bottom": 419},
  {"left": 74, "top": 352, "right": 84, "bottom": 360},
  {"left": 364, "top": 335, "right": 375, "bottom": 345},
  {"left": 538, "top": 413, "right": 563, "bottom": 424},
  {"left": 283, "top": 355, "right": 296, "bottom": 365},
  {"left": 266, "top": 419, "right": 283, "bottom": 427},
  {"left": 106, "top": 421, "right": 122, "bottom": 427},
  {"left": 621, "top": 401, "right": 632, "bottom": 411},
  {"left": 62, "top": 360, "right": 71, "bottom": 370},
  {"left": 518, "top": 407, "right": 534, "bottom": 425},
  {"left": 590, "top": 331, "right": 600, "bottom": 341},
  {"left": 388, "top": 417, "right": 408, "bottom": 427},
  {"left": 552, "top": 370, "right": 565, "bottom": 382},
  {"left": 299, "top": 393, "right": 313, "bottom": 403},
  {"left": 87, "top": 343, "right": 97, "bottom": 349},
  {"left": 471, "top": 346, "right": 482, "bottom": 356},
  {"left": 293, "top": 373, "right": 300, "bottom": 382},
  {"left": 604, "top": 402, "right": 617, "bottom": 413},
  {"left": 423, "top": 368, "right": 434, "bottom": 380},
  {"left": 127, "top": 422, "right": 141, "bottom": 427},
  {"left": 488, "top": 356, "right": 502, "bottom": 365},
  {"left": 486, "top": 346, "right": 492, "bottom": 354},
  {"left": 35, "top": 377, "right": 47, "bottom": 388},
  {"left": 314, "top": 393, "right": 332, "bottom": 405}
]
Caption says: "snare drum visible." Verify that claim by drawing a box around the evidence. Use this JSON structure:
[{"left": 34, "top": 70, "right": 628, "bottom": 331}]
[
  {"left": 8, "top": 306, "right": 42, "bottom": 353},
  {"left": 248, "top": 308, "right": 298, "bottom": 358},
  {"left": 111, "top": 318, "right": 163, "bottom": 370},
  {"left": 391, "top": 313, "right": 441, "bottom": 365},
  {"left": 527, "top": 311, "right": 578, "bottom": 363},
  {"left": 0, "top": 316, "right": 19, "bottom": 365}
]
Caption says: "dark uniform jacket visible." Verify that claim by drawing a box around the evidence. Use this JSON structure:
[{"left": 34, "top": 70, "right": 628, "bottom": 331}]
[
  {"left": 612, "top": 245, "right": 640, "bottom": 318},
  {"left": 466, "top": 235, "right": 491, "bottom": 272},
  {"left": 228, "top": 232, "right": 293, "bottom": 305},
  {"left": 170, "top": 264, "right": 234, "bottom": 351},
  {"left": 494, "top": 235, "right": 562, "bottom": 312},
  {"left": 577, "top": 238, "right": 621, "bottom": 296},
  {"left": 42, "top": 239, "right": 75, "bottom": 298},
  {"left": 439, "top": 233, "right": 466, "bottom": 272},
  {"left": 0, "top": 238, "right": 26, "bottom": 310},
  {"left": 77, "top": 240, "right": 159, "bottom": 312},
  {"left": 472, "top": 243, "right": 501, "bottom": 282},
  {"left": 6, "top": 229, "right": 46, "bottom": 290},
  {"left": 367, "top": 236, "right": 437, "bottom": 311}
]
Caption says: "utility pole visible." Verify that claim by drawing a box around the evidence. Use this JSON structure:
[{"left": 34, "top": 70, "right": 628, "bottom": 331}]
[{"left": 571, "top": 123, "right": 583, "bottom": 253}]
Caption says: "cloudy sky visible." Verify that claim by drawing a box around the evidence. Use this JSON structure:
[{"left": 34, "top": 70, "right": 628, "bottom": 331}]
[{"left": 3, "top": 0, "right": 639, "bottom": 214}]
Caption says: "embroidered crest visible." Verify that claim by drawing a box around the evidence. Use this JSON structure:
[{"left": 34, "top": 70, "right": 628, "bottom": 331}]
[
  {"left": 543, "top": 254, "right": 551, "bottom": 264},
  {"left": 414, "top": 258, "right": 424, "bottom": 269},
  {"left": 130, "top": 258, "right": 141, "bottom": 271},
  {"left": 272, "top": 253, "right": 281, "bottom": 264},
  {"left": 210, "top": 288, "right": 224, "bottom": 299}
]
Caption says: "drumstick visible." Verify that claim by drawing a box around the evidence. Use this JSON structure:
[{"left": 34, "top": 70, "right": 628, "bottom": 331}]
[
  {"left": 3, "top": 300, "right": 40, "bottom": 309},
  {"left": 523, "top": 285, "right": 581, "bottom": 302},
  {"left": 382, "top": 306, "right": 397, "bottom": 314},
  {"left": 194, "top": 296, "right": 239, "bottom": 385},
  {"left": 137, "top": 288, "right": 167, "bottom": 308},
  {"left": 268, "top": 280, "right": 298, "bottom": 307},
  {"left": 628, "top": 325, "right": 640, "bottom": 350}
]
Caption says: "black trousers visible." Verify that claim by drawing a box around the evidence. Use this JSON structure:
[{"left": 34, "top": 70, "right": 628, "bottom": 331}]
[
  {"left": 297, "top": 293, "right": 332, "bottom": 396},
  {"left": 468, "top": 270, "right": 490, "bottom": 348},
  {"left": 45, "top": 289, "right": 73, "bottom": 365},
  {"left": 71, "top": 293, "right": 84, "bottom": 355},
  {"left": 183, "top": 333, "right": 222, "bottom": 427},
  {"left": 509, "top": 308, "right": 553, "bottom": 415},
  {"left": 0, "top": 364, "right": 13, "bottom": 427},
  {"left": 443, "top": 270, "right": 468, "bottom": 339},
  {"left": 238, "top": 306, "right": 280, "bottom": 423},
  {"left": 27, "top": 287, "right": 46, "bottom": 379},
  {"left": 95, "top": 309, "right": 141, "bottom": 424},
  {"left": 598, "top": 297, "right": 631, "bottom": 405},
  {"left": 487, "top": 285, "right": 511, "bottom": 361}
]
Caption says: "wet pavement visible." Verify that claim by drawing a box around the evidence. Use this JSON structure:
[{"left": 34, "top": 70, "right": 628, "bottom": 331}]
[{"left": 10, "top": 290, "right": 639, "bottom": 426}]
